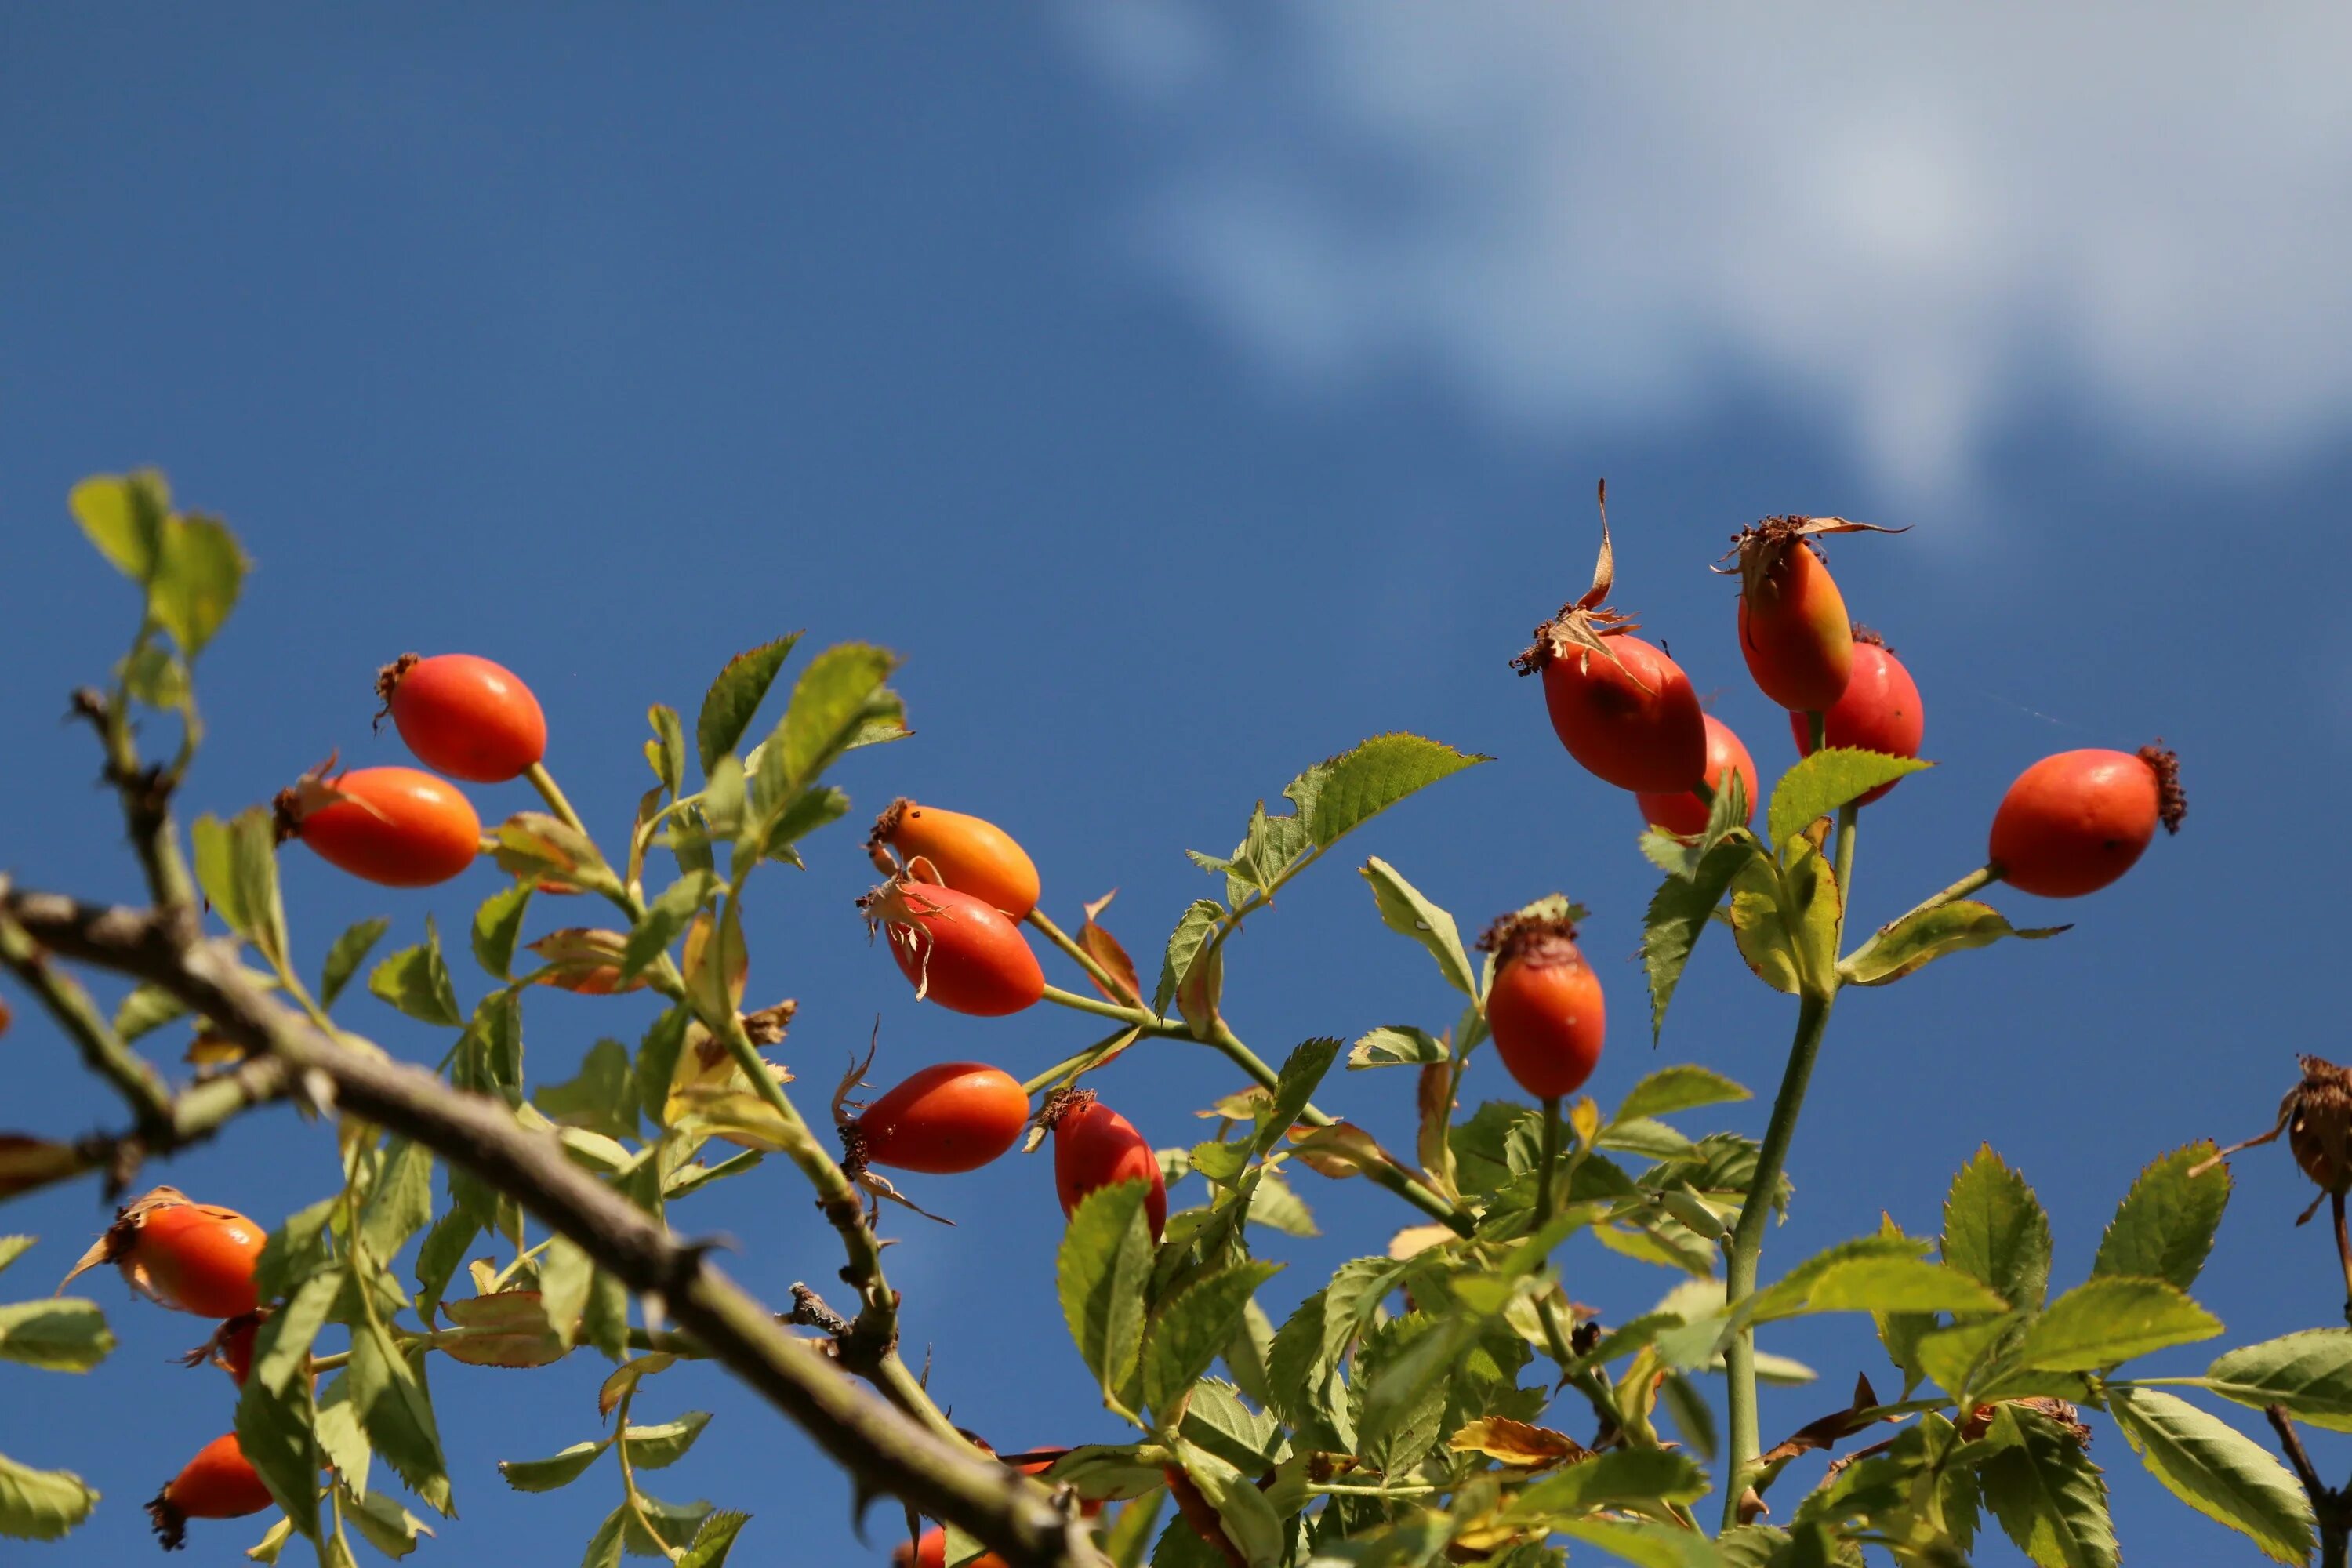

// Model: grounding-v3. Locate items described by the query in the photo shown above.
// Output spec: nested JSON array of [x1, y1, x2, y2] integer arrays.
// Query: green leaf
[[622, 1410, 712, 1470], [2204, 1330, 2352, 1430], [1353, 1316, 1465, 1475], [1360, 857, 1479, 997], [70, 470, 169, 581], [322, 916, 392, 1010], [315, 1374, 372, 1497], [113, 982, 187, 1042], [1250, 1038, 1340, 1160], [236, 1369, 321, 1539], [758, 641, 897, 800], [1557, 1516, 1726, 1567], [1980, 1403, 2118, 1568], [1915, 1313, 2024, 1398], [1514, 1446, 1711, 1515], [340, 1484, 435, 1560], [369, 917, 463, 1028], [1154, 901, 1224, 1020], [350, 1312, 453, 1515], [0, 1299, 112, 1373], [1745, 1253, 2008, 1325], [1144, 1262, 1282, 1420], [2014, 1277, 2220, 1372], [149, 514, 247, 654], [0, 1238, 30, 1277], [1766, 747, 1933, 848], [695, 634, 803, 775], [1841, 900, 2068, 987], [412, 1208, 478, 1324], [1172, 1441, 1283, 1568], [623, 871, 720, 982], [758, 785, 851, 865], [679, 1510, 750, 1568], [221, 806, 289, 964], [539, 1238, 595, 1353], [2108, 1387, 2312, 1563], [682, 898, 746, 1023], [538, 1040, 640, 1142], [1347, 1025, 1448, 1069], [581, 1268, 630, 1364], [1104, 1492, 1163, 1568], [1283, 733, 1487, 849], [191, 813, 249, 938], [0, 1450, 98, 1541], [1943, 1145, 2053, 1313], [254, 1268, 343, 1395], [1059, 1181, 1156, 1410], [1726, 835, 1839, 998], [359, 1139, 434, 1263], [635, 1005, 693, 1130], [1246, 1169, 1316, 1237], [1642, 839, 1758, 1036], [621, 1494, 716, 1557], [583, 1506, 626, 1568], [1615, 1065, 1752, 1125], [2091, 1143, 2231, 1293], [469, 884, 532, 983], [646, 705, 688, 797]]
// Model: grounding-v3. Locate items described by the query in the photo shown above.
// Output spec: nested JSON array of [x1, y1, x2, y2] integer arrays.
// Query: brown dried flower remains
[[372, 652, 421, 729], [1475, 910, 1584, 971], [2139, 743, 2187, 836], [1511, 480, 1646, 689]]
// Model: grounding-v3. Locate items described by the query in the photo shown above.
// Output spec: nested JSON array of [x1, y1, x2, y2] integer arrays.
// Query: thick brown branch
[[2, 884, 1101, 1568]]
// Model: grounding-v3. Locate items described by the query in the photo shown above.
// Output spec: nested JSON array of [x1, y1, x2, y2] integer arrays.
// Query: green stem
[[1531, 1097, 1577, 1369], [1721, 989, 1835, 1526], [1037, 982, 1145, 1026], [1807, 710, 1827, 753], [524, 760, 590, 838], [1021, 1028, 1140, 1098], [1838, 862, 2000, 975], [1026, 909, 1140, 1007]]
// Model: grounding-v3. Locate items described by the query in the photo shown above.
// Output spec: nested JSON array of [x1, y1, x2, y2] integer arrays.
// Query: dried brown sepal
[[1036, 1086, 1094, 1134], [1850, 625, 1889, 649], [1448, 1416, 1592, 1470], [57, 1185, 194, 1299], [1713, 513, 1908, 597], [857, 869, 953, 1001], [741, 998, 798, 1047], [1511, 480, 1646, 686], [372, 652, 422, 731], [272, 750, 388, 844], [179, 1308, 265, 1374], [2140, 742, 2187, 835], [866, 797, 913, 852], [1958, 1396, 2089, 1446], [1475, 909, 1584, 970], [1077, 891, 1144, 1007], [147, 1487, 189, 1552], [855, 1167, 953, 1226], [2194, 1055, 2352, 1193], [1751, 1374, 1888, 1506]]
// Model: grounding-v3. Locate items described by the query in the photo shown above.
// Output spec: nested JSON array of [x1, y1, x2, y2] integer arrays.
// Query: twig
[[0, 883, 1103, 1568]]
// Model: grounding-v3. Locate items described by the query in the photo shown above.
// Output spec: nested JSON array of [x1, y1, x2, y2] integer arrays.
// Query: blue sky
[[5, 8, 2350, 1565]]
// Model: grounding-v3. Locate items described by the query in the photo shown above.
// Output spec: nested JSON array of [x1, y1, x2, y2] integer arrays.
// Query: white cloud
[[1060, 5, 2352, 503]]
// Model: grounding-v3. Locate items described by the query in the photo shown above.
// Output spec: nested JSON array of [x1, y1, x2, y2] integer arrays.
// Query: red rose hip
[[277, 763, 480, 887], [1050, 1091, 1166, 1240], [855, 1062, 1029, 1175], [1789, 629, 1925, 805], [1479, 910, 1605, 1101], [1636, 714, 1757, 837], [1990, 744, 2184, 898], [377, 652, 547, 782]]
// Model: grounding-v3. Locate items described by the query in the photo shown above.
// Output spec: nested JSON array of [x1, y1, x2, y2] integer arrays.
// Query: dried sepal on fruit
[[830, 1041, 956, 1225], [867, 798, 1040, 920], [179, 1310, 263, 1385], [59, 1185, 264, 1319], [147, 1432, 275, 1549], [1042, 1087, 1167, 1240], [858, 863, 1044, 1017], [274, 753, 481, 888], [1718, 514, 1904, 714], [1477, 907, 1606, 1101], [376, 651, 548, 783], [1512, 481, 1709, 793]]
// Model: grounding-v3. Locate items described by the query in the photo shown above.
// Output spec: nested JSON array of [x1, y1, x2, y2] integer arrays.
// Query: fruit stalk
[[1025, 909, 1141, 1006]]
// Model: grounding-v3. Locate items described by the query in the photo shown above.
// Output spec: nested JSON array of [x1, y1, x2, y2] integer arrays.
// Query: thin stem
[[1025, 909, 1139, 1007], [1837, 862, 2000, 975], [0, 907, 174, 1128], [1021, 1028, 1139, 1098], [524, 760, 590, 838], [1807, 710, 1827, 753], [1721, 989, 1835, 1527], [2335, 1192, 2352, 1330], [2267, 1404, 2350, 1568], [1038, 982, 1147, 1026], [1305, 1482, 1439, 1499], [614, 1385, 687, 1563], [1531, 1097, 1577, 1369], [1831, 803, 1859, 918]]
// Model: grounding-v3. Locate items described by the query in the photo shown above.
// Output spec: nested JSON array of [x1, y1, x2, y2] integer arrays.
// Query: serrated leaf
[[412, 1208, 478, 1324], [2091, 1143, 2230, 1293], [1642, 839, 1758, 1036], [1253, 1038, 1341, 1159], [1944, 1145, 2052, 1313], [0, 1299, 111, 1373], [254, 1268, 343, 1395], [1557, 1516, 1725, 1566], [1727, 834, 1839, 998], [1060, 1180, 1156, 1409], [1766, 747, 1933, 848], [1980, 1403, 2118, 1568], [1348, 1025, 1448, 1070], [1842, 899, 2067, 986], [2109, 1387, 2311, 1563], [149, 514, 247, 654], [341, 1484, 435, 1559], [322, 917, 391, 1010], [350, 1310, 452, 1515], [1360, 857, 1477, 996], [1615, 1065, 1751, 1125], [622, 1494, 715, 1557], [359, 1138, 434, 1263], [758, 784, 850, 865], [2016, 1278, 2221, 1372], [1746, 1254, 2007, 1325], [468, 885, 531, 983], [236, 1369, 321, 1538], [622, 1410, 712, 1470], [539, 1240, 595, 1354], [583, 1505, 626, 1568], [758, 641, 896, 804], [524, 927, 645, 996], [696, 635, 802, 775], [677, 1509, 750, 1567], [502, 1438, 609, 1496], [0, 1450, 98, 1541], [623, 871, 720, 981], [2203, 1330, 2352, 1430], [1173, 1441, 1283, 1568], [369, 919, 463, 1028], [1512, 1446, 1711, 1515], [1154, 900, 1224, 1020], [0, 1238, 31, 1277], [491, 812, 611, 891], [71, 470, 168, 581], [1283, 733, 1487, 849], [1144, 1262, 1282, 1419]]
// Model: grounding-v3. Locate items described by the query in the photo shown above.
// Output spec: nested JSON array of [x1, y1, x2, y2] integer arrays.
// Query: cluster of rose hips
[[57, 1188, 273, 1549], [1486, 503, 2186, 1108]]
